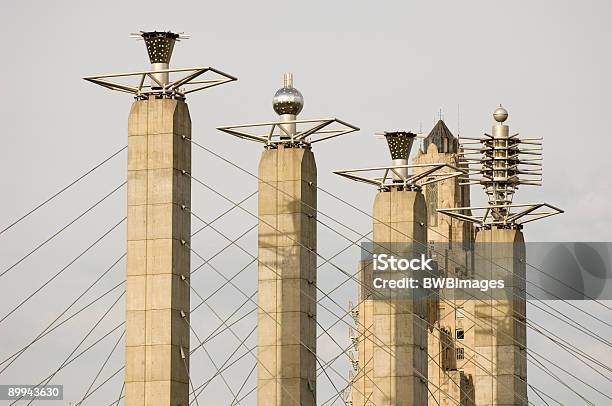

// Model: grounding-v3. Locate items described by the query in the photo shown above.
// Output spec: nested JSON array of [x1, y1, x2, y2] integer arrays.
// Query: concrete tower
[[84, 31, 236, 406], [438, 106, 562, 406], [217, 76, 358, 406], [412, 120, 475, 406], [258, 74, 317, 405], [335, 132, 463, 406]]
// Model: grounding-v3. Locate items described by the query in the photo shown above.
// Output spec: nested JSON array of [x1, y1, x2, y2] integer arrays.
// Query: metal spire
[[437, 105, 562, 228], [461, 105, 543, 218], [218, 73, 358, 147]]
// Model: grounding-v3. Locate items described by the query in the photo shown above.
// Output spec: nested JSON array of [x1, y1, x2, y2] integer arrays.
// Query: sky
[[0, 1, 611, 405]]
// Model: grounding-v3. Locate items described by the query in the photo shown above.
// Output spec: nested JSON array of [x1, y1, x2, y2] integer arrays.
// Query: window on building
[[456, 347, 465, 360], [456, 329, 464, 340], [428, 240, 436, 259], [456, 306, 465, 319], [426, 183, 438, 227]]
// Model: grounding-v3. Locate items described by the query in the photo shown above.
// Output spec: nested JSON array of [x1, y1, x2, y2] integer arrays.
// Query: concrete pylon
[[369, 189, 429, 406], [125, 98, 192, 406], [433, 106, 562, 406], [335, 131, 463, 406], [216, 73, 358, 406], [473, 228, 527, 406], [83, 30, 237, 406], [257, 146, 317, 405]]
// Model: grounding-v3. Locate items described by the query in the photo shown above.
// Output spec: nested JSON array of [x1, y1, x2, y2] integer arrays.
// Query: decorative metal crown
[[140, 31, 181, 64], [459, 106, 543, 208], [437, 106, 562, 228], [84, 30, 236, 99], [384, 131, 417, 160], [218, 73, 358, 147], [334, 130, 463, 192]]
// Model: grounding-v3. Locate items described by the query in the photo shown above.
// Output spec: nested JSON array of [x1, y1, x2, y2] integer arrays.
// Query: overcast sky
[[1, 1, 611, 405]]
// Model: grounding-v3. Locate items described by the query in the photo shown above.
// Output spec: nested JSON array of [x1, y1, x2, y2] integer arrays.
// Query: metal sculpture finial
[[334, 130, 463, 192], [383, 131, 417, 180], [131, 31, 189, 88], [85, 30, 236, 99], [384, 131, 416, 160], [471, 106, 542, 208], [437, 105, 562, 228], [272, 73, 305, 138], [218, 73, 357, 147], [140, 31, 180, 64], [493, 105, 508, 123], [273, 72, 304, 117]]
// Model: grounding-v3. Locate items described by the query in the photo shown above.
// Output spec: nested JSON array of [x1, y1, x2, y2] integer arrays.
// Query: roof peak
[[428, 119, 451, 135], [422, 119, 458, 154]]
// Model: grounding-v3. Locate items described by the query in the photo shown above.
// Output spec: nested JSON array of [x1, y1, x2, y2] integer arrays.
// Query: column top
[[83, 30, 236, 100]]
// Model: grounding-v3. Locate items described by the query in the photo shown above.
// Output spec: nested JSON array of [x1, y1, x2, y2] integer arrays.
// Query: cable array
[[0, 133, 609, 406], [185, 137, 611, 405]]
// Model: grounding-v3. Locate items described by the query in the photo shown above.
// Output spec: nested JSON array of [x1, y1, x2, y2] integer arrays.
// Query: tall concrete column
[[125, 98, 191, 406], [84, 29, 236, 406], [353, 189, 428, 406], [473, 228, 527, 406], [216, 72, 357, 406], [372, 189, 428, 406], [257, 146, 317, 406], [432, 106, 562, 406]]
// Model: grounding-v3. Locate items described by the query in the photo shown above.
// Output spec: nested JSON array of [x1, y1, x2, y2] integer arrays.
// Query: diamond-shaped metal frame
[[333, 163, 465, 191], [437, 203, 563, 229], [83, 66, 237, 99], [217, 118, 359, 147]]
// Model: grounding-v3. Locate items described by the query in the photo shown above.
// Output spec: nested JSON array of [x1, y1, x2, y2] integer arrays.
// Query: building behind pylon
[[422, 107, 562, 405], [335, 128, 465, 406], [413, 119, 475, 406]]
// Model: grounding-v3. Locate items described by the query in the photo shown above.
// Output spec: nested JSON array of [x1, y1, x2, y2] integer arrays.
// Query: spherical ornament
[[493, 105, 508, 123], [273, 86, 304, 116]]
